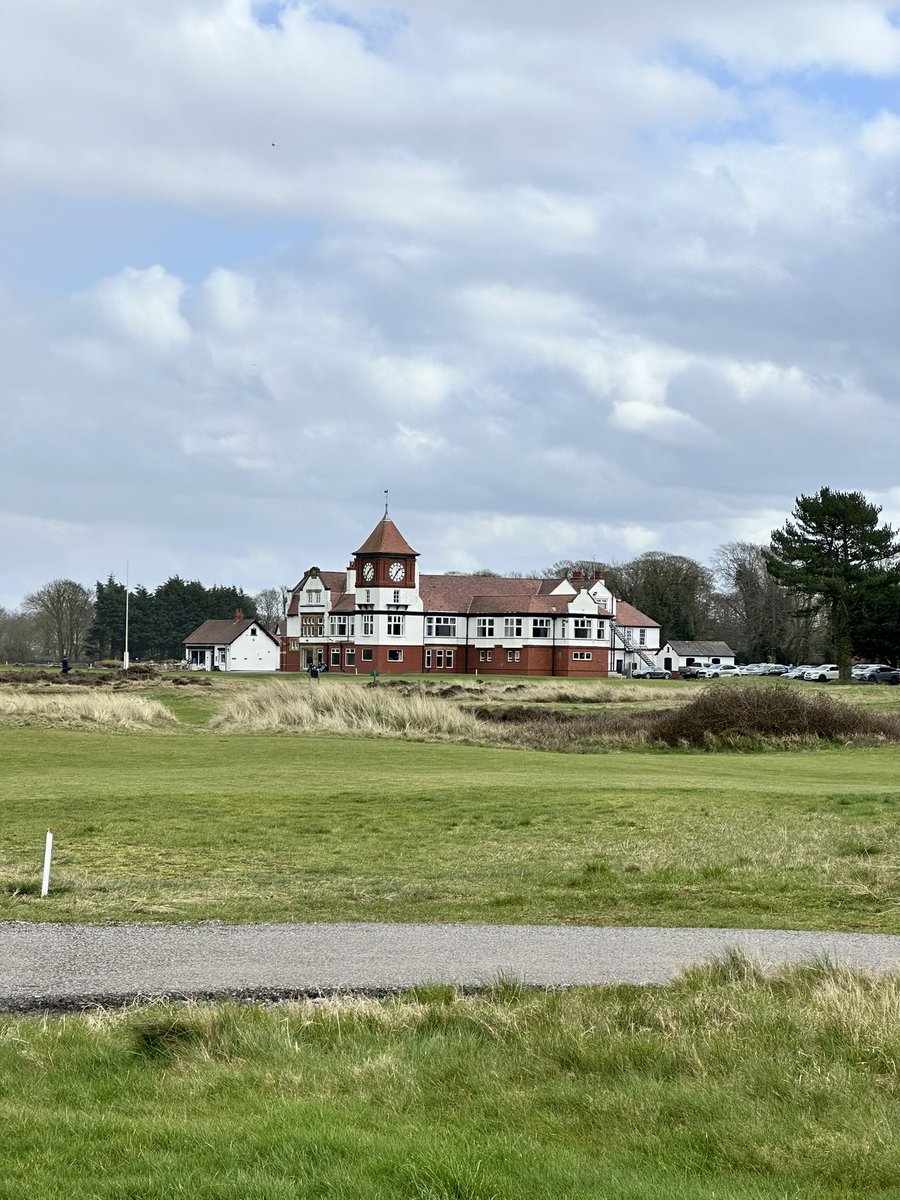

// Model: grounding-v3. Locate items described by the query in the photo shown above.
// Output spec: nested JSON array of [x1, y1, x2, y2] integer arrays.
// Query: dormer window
[[305, 589, 322, 605]]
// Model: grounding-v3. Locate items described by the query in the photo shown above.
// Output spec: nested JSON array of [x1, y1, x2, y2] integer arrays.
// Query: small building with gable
[[184, 613, 280, 672]]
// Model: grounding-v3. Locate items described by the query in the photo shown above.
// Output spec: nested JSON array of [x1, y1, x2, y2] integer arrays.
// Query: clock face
[[389, 561, 405, 582], [362, 562, 375, 581]]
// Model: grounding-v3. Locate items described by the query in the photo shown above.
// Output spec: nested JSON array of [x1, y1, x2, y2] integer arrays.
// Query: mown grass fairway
[[3, 960, 900, 1199], [2, 722, 899, 930]]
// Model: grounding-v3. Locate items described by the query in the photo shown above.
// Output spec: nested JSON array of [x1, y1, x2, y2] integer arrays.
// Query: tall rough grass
[[211, 679, 493, 742], [5, 958, 900, 1198], [0, 690, 177, 729]]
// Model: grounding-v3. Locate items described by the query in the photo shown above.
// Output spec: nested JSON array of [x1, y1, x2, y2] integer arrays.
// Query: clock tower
[[353, 514, 419, 591]]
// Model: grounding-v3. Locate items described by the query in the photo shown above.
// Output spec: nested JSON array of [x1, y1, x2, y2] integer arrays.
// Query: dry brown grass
[[0, 690, 178, 729], [210, 678, 493, 742]]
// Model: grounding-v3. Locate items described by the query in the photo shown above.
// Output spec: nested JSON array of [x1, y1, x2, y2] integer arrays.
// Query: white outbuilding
[[183, 614, 280, 672]]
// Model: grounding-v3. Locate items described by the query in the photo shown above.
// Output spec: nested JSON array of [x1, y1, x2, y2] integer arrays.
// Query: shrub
[[649, 685, 900, 749]]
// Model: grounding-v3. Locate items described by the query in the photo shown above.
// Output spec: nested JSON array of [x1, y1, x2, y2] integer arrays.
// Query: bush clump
[[650, 685, 900, 749]]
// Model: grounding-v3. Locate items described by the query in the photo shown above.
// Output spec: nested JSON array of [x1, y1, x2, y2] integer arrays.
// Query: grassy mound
[[211, 679, 491, 742], [0, 691, 178, 729]]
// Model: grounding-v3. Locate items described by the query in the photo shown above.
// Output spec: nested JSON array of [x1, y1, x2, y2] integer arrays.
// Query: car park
[[698, 663, 743, 678], [803, 664, 839, 682], [632, 667, 671, 679]]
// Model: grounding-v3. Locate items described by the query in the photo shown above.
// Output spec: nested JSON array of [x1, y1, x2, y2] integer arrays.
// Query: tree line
[[2, 488, 898, 671], [1, 576, 260, 663]]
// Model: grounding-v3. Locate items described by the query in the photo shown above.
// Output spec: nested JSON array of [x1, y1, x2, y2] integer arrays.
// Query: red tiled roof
[[355, 517, 417, 556], [615, 601, 659, 628]]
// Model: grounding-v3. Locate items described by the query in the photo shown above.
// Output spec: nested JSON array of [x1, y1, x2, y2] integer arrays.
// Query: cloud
[[4, 1, 900, 607]]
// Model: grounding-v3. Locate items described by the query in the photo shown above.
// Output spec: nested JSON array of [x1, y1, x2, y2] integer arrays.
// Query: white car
[[698, 663, 743, 679], [803, 664, 839, 682]]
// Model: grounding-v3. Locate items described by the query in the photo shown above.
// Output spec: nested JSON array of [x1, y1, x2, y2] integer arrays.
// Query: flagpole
[[123, 558, 130, 670]]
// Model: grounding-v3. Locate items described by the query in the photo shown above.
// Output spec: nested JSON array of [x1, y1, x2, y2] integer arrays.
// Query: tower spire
[[384, 489, 389, 518]]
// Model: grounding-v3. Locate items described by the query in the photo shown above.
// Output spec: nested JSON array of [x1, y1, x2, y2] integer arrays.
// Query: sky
[[4, 0, 900, 607]]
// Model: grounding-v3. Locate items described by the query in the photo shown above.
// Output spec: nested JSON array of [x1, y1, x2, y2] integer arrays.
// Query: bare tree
[[254, 586, 289, 633], [713, 541, 825, 663], [23, 580, 95, 661], [0, 607, 40, 662]]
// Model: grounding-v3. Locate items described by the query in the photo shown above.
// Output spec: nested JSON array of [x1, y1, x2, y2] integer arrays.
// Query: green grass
[[4, 959, 900, 1198], [2, 724, 899, 929]]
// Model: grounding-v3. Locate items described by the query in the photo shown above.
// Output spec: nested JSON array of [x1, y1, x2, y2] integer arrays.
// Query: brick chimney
[[233, 608, 244, 622]]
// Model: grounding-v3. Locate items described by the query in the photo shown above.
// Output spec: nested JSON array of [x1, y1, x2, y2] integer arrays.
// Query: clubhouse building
[[281, 513, 660, 678]]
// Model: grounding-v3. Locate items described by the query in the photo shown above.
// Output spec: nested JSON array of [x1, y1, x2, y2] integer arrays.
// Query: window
[[436, 650, 444, 668], [388, 649, 403, 663], [365, 590, 371, 603], [305, 589, 322, 605], [425, 617, 457, 637], [301, 616, 324, 637], [218, 648, 226, 665], [478, 650, 492, 662], [504, 617, 522, 638], [573, 651, 592, 661], [559, 620, 568, 637], [250, 627, 257, 637], [638, 628, 646, 646], [446, 650, 454, 669], [345, 649, 355, 665], [329, 615, 354, 637], [362, 648, 373, 662], [597, 621, 606, 639], [506, 649, 521, 663], [573, 618, 591, 639], [362, 613, 374, 636], [425, 649, 432, 669], [387, 614, 405, 636], [330, 648, 340, 666], [476, 618, 495, 638], [393, 590, 401, 604], [288, 638, 299, 651], [532, 618, 550, 638]]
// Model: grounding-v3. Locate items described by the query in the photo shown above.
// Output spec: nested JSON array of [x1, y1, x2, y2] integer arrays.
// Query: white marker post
[[40, 829, 53, 897]]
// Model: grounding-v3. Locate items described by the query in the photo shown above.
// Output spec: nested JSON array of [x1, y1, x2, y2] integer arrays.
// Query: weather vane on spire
[[384, 489, 389, 518]]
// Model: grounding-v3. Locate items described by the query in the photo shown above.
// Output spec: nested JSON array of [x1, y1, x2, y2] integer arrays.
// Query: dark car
[[679, 662, 708, 679], [632, 667, 671, 679], [860, 665, 900, 684]]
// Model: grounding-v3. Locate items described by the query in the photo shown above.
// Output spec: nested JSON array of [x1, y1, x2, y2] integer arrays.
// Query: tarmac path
[[3, 921, 900, 1012]]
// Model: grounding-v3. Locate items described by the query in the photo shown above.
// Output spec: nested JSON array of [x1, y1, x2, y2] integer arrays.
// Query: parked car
[[698, 663, 743, 678], [741, 663, 769, 675], [679, 662, 709, 678], [784, 665, 815, 678], [759, 664, 789, 675], [803, 664, 839, 682], [852, 663, 888, 680], [858, 665, 900, 684], [632, 667, 671, 679]]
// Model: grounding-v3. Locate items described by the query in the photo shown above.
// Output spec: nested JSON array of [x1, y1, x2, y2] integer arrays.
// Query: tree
[[254, 587, 288, 633], [0, 607, 40, 662], [713, 541, 823, 664], [611, 552, 715, 643], [23, 580, 95, 661], [766, 488, 900, 679]]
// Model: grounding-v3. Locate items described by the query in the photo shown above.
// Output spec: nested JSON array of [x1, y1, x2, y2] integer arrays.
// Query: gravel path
[[4, 922, 900, 1012]]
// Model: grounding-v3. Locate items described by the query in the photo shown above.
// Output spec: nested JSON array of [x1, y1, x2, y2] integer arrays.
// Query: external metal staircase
[[613, 627, 657, 670]]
